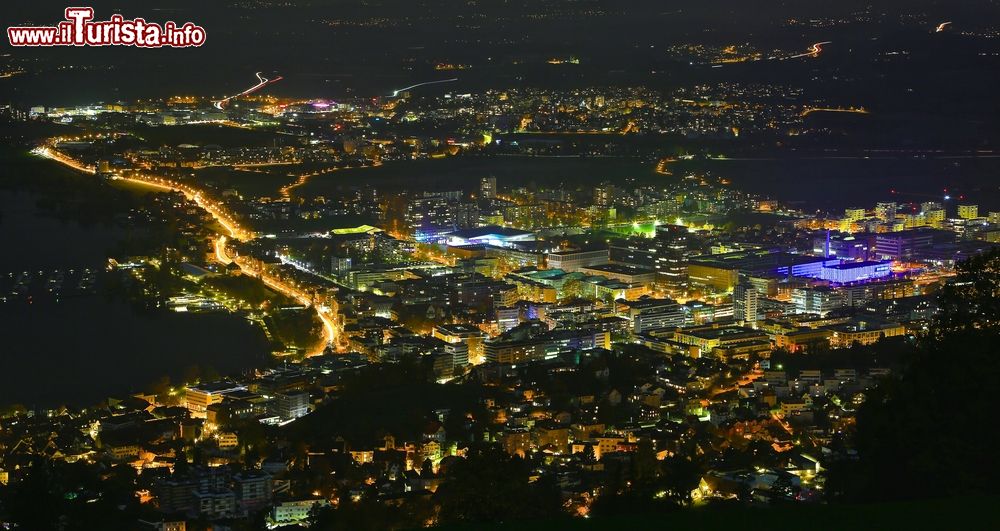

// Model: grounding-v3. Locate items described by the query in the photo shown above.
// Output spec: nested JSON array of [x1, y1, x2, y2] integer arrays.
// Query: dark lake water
[[303, 154, 1000, 213], [670, 156, 1000, 212], [0, 192, 270, 407]]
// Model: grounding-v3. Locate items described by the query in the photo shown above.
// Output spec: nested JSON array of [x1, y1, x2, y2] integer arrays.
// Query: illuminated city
[[1, 1, 999, 529]]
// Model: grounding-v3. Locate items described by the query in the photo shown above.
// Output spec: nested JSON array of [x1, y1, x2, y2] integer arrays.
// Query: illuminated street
[[37, 145, 337, 355]]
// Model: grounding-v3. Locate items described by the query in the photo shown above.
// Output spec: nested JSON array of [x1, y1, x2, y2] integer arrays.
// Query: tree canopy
[[827, 248, 1000, 502]]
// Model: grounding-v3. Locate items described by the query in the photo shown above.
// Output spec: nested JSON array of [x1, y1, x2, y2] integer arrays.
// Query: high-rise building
[[432, 324, 484, 363], [621, 298, 685, 333], [874, 229, 937, 260], [273, 391, 310, 421], [924, 209, 946, 228], [496, 307, 520, 332], [844, 207, 867, 222], [406, 193, 459, 241], [734, 280, 759, 324], [546, 249, 609, 272], [331, 256, 352, 275], [185, 381, 247, 418], [480, 176, 497, 199], [920, 201, 943, 213], [594, 184, 615, 207], [812, 232, 869, 260], [901, 213, 925, 229], [958, 204, 979, 220], [444, 341, 470, 369], [609, 225, 690, 290], [233, 470, 273, 514], [453, 202, 481, 228], [875, 202, 897, 221], [792, 286, 844, 316]]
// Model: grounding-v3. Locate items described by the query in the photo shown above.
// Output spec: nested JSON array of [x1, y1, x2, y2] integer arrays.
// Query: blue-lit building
[[817, 261, 893, 284], [444, 226, 535, 248], [772, 257, 842, 279], [688, 249, 893, 290], [812, 231, 870, 260], [688, 250, 834, 290]]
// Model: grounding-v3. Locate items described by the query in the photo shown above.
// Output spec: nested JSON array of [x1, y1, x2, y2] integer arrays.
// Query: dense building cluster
[[3, 137, 997, 528]]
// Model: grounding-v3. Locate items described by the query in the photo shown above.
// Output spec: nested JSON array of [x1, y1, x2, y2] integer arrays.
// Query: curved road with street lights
[[34, 144, 337, 356]]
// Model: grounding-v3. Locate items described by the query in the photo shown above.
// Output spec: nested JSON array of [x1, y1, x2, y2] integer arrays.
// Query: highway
[[390, 78, 458, 97], [789, 41, 831, 59], [712, 41, 831, 67], [227, 254, 339, 356], [214, 235, 232, 265], [35, 145, 337, 356], [213, 72, 284, 110], [800, 106, 869, 117], [32, 146, 96, 174], [36, 144, 252, 241]]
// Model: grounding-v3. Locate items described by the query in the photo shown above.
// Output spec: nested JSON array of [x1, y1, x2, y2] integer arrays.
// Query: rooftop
[[580, 263, 656, 275], [447, 225, 534, 240], [688, 250, 826, 270], [548, 248, 609, 256], [187, 381, 247, 394]]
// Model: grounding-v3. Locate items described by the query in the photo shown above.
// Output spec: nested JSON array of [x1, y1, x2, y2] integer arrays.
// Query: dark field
[[195, 165, 297, 198]]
